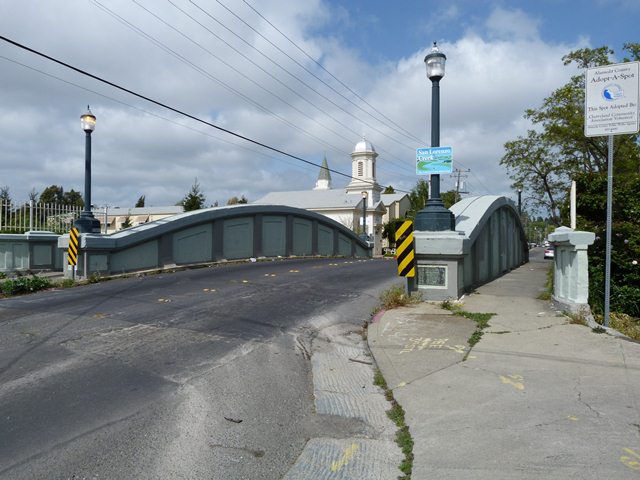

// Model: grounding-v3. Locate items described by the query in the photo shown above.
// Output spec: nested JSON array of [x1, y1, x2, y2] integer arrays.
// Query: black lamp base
[[414, 200, 455, 231], [74, 215, 101, 234]]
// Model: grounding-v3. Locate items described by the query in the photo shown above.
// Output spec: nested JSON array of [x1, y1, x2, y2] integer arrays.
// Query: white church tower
[[345, 137, 382, 203]]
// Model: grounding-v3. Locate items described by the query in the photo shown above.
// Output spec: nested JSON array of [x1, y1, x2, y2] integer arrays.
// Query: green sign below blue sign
[[416, 147, 453, 175]]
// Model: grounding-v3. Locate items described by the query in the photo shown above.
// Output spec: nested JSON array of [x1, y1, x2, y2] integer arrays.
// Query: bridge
[[0, 197, 594, 311]]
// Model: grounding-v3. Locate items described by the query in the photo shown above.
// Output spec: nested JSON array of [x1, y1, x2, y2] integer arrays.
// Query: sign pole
[[604, 135, 614, 327], [584, 61, 639, 328]]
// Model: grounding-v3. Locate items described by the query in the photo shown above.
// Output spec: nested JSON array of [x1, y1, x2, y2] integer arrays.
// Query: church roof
[[353, 137, 375, 153], [381, 193, 408, 204], [317, 156, 331, 182], [255, 189, 385, 211]]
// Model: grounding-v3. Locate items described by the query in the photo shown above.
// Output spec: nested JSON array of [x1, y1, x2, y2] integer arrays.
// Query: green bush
[[576, 172, 640, 319], [1, 276, 52, 296]]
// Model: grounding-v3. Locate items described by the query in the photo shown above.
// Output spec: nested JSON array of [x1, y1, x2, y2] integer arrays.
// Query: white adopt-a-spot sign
[[585, 61, 639, 137]]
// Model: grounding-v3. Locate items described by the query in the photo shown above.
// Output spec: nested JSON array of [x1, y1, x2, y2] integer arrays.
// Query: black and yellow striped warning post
[[395, 220, 415, 277], [68, 227, 79, 267]]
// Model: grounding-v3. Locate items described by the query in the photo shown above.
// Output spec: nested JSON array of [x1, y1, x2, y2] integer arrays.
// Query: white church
[[255, 138, 410, 255]]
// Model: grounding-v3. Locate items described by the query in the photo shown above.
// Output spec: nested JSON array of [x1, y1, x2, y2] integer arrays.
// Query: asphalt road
[[0, 257, 400, 480]]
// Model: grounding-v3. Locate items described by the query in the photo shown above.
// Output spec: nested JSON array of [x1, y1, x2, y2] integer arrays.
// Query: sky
[[0, 0, 637, 209]]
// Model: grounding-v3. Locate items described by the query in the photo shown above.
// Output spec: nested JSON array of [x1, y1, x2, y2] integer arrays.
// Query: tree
[[383, 185, 395, 194], [181, 178, 206, 211], [121, 215, 133, 229], [226, 195, 248, 205], [381, 217, 406, 246], [407, 179, 429, 218], [575, 171, 640, 317], [39, 185, 64, 204], [500, 44, 640, 226], [38, 185, 83, 207], [135, 195, 146, 208], [0, 186, 10, 204], [441, 190, 458, 209], [28, 188, 39, 202], [62, 189, 84, 208]]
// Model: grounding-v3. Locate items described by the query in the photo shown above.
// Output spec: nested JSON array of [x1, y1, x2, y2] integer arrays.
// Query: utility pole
[[451, 168, 470, 203]]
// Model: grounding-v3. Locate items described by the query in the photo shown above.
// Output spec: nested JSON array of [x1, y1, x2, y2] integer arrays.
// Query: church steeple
[[346, 137, 382, 201], [314, 155, 332, 190]]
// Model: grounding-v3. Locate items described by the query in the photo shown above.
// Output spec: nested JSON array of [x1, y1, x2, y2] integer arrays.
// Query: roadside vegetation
[[373, 369, 413, 479], [376, 284, 421, 313], [0, 273, 79, 297], [369, 284, 418, 479], [441, 300, 495, 351]]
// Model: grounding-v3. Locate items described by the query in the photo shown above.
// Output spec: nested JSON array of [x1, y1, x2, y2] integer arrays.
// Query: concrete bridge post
[[548, 226, 596, 314]]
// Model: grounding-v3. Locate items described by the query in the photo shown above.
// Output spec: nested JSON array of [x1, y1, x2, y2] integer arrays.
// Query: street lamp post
[[74, 106, 101, 233], [414, 42, 455, 231], [517, 188, 522, 217], [361, 191, 368, 242]]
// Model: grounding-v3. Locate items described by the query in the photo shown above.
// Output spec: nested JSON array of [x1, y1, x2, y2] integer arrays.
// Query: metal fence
[[0, 200, 82, 234]]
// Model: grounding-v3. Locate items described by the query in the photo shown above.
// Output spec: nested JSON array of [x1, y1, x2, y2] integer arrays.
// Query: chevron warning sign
[[68, 227, 79, 266], [395, 220, 415, 277]]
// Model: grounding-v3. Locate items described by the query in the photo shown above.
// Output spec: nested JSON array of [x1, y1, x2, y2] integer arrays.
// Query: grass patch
[[373, 368, 414, 479], [59, 278, 76, 289], [441, 301, 495, 349], [0, 275, 52, 296], [594, 312, 640, 340], [537, 264, 554, 301], [376, 284, 422, 313]]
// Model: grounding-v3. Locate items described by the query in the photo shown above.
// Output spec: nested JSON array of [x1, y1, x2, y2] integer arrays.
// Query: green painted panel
[[32, 244, 52, 267], [224, 218, 253, 259], [292, 218, 312, 256], [317, 225, 333, 256], [173, 224, 213, 264], [338, 233, 351, 256], [262, 216, 286, 257], [89, 254, 108, 272], [111, 241, 159, 273]]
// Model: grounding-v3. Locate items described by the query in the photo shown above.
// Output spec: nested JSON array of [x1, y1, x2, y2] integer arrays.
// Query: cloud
[[0, 1, 583, 212], [485, 7, 541, 41]]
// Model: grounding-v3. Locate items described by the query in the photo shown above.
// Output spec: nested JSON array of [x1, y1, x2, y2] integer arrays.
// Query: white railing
[[0, 200, 82, 234]]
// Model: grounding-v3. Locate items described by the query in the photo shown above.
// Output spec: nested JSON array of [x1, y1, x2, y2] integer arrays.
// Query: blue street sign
[[416, 147, 453, 175]]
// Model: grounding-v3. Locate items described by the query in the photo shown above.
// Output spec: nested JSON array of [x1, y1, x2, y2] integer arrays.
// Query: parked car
[[544, 247, 554, 259]]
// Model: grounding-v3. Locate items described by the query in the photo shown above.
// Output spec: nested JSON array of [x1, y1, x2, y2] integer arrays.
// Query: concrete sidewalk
[[368, 257, 640, 479]]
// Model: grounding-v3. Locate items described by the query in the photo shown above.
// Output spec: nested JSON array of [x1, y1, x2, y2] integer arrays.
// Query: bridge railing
[[0, 200, 81, 234]]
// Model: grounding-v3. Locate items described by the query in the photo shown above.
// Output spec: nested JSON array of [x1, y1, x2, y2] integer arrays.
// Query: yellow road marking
[[330, 443, 359, 472], [499, 374, 524, 391], [621, 448, 640, 470], [567, 415, 578, 421]]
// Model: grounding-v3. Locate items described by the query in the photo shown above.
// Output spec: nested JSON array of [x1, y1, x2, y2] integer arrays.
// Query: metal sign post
[[68, 227, 79, 281], [585, 61, 639, 327], [395, 220, 416, 294]]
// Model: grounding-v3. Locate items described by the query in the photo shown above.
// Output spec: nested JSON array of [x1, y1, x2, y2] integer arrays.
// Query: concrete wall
[[0, 232, 62, 272], [57, 205, 371, 278], [414, 196, 529, 300]]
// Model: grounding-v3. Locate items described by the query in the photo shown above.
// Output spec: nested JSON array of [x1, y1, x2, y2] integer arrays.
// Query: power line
[[218, 0, 426, 145], [185, 0, 420, 155], [89, 0, 356, 161], [0, 54, 315, 175], [161, 0, 414, 175], [129, 0, 358, 148], [0, 34, 409, 193]]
